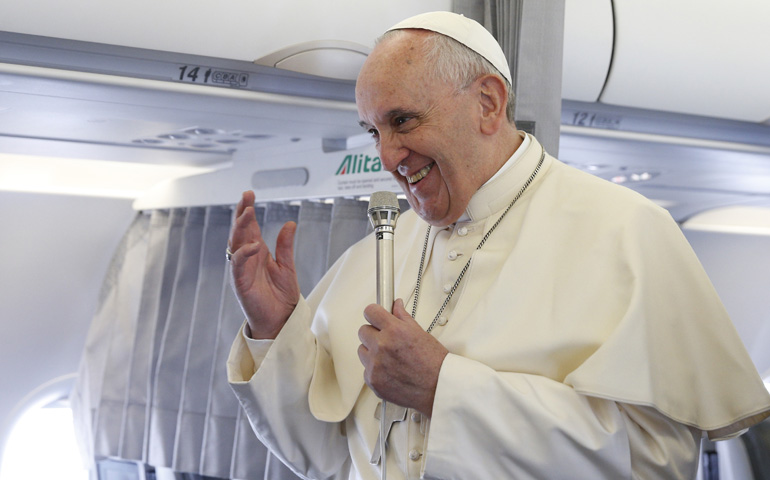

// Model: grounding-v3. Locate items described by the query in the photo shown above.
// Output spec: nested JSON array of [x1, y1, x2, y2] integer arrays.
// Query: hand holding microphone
[[357, 192, 449, 416], [359, 192, 448, 477]]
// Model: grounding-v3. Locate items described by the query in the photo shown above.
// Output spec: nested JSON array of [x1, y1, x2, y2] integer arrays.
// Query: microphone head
[[367, 191, 401, 231]]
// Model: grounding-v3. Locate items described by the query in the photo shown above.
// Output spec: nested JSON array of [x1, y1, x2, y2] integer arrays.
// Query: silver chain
[[412, 148, 545, 333]]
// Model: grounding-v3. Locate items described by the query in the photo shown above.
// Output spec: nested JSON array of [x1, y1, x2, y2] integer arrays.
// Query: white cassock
[[227, 134, 770, 479]]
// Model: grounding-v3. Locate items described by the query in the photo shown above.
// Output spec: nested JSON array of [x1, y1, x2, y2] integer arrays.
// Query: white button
[[411, 411, 422, 423], [443, 283, 452, 293], [447, 250, 458, 261], [409, 449, 422, 461], [437, 316, 448, 326], [457, 226, 468, 236]]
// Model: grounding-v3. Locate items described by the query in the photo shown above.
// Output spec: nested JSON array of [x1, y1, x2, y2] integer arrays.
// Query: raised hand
[[228, 191, 300, 339], [357, 299, 449, 417]]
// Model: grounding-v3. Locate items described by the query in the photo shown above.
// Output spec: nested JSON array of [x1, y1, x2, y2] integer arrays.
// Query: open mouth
[[406, 163, 434, 184]]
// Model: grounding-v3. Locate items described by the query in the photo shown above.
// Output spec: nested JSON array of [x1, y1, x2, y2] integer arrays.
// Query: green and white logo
[[335, 154, 382, 175]]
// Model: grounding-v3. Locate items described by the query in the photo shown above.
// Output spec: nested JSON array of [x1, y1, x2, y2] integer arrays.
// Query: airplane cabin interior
[[1, 1, 769, 479]]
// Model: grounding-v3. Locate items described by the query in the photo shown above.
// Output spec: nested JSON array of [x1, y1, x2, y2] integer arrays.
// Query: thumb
[[391, 298, 414, 322]]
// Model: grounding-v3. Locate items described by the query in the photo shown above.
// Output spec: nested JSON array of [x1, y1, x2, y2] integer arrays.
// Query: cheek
[[411, 186, 453, 223]]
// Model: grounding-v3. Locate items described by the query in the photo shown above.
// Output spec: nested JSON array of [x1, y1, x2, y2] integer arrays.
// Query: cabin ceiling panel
[[600, 0, 770, 122], [0, 0, 451, 63], [0, 63, 363, 166]]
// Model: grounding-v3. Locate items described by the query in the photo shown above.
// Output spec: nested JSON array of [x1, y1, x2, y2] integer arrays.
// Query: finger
[[231, 191, 254, 244], [230, 204, 264, 252], [230, 241, 261, 266], [358, 323, 379, 345], [391, 298, 414, 322], [274, 221, 297, 270], [357, 343, 373, 371], [235, 190, 255, 218], [229, 241, 265, 287], [363, 303, 392, 330]]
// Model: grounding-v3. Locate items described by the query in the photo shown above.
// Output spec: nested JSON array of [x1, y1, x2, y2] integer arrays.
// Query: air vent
[[131, 127, 275, 152]]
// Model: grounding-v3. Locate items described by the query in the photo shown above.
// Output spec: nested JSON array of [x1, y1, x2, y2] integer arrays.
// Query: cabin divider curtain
[[70, 212, 150, 470], [71, 197, 395, 479]]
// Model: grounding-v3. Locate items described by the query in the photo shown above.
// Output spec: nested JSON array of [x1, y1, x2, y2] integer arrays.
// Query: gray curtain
[[72, 198, 382, 479], [173, 206, 232, 475], [326, 198, 372, 270], [71, 213, 150, 467], [149, 207, 207, 468], [295, 201, 332, 297], [120, 208, 187, 462]]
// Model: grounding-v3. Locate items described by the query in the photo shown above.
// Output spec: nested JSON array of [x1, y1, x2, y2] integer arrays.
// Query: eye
[[367, 128, 380, 140], [393, 116, 411, 127]]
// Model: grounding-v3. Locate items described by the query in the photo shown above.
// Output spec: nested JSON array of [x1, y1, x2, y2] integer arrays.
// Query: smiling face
[[355, 31, 498, 226]]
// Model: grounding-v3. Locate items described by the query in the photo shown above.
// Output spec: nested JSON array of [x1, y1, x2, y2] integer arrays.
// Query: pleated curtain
[[71, 198, 392, 479], [70, 213, 150, 469]]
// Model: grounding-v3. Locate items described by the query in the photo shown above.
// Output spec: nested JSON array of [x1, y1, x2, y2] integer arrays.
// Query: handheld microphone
[[366, 191, 401, 479], [367, 191, 401, 312]]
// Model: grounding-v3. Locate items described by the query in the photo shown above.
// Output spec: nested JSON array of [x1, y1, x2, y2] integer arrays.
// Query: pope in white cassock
[[225, 11, 770, 480]]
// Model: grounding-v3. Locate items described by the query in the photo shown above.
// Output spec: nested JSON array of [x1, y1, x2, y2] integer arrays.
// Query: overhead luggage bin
[[599, 0, 770, 123]]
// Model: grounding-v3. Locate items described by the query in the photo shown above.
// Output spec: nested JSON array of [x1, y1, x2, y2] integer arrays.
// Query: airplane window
[[0, 402, 88, 480]]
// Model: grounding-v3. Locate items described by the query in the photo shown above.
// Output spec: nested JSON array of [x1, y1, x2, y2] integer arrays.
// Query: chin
[[419, 209, 458, 227], [408, 192, 460, 226]]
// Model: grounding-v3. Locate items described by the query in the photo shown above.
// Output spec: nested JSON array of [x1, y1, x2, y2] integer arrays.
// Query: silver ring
[[226, 247, 233, 261]]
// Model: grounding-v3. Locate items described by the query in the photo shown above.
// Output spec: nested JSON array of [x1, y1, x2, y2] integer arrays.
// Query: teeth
[[407, 163, 433, 184]]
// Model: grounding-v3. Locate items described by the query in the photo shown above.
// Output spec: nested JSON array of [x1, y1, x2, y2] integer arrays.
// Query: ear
[[476, 74, 508, 135]]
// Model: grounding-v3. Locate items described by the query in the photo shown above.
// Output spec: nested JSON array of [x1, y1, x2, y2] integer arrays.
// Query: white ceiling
[[0, 0, 452, 65]]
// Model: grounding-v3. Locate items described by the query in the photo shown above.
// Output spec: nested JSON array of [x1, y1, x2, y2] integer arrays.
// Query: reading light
[[0, 153, 213, 199], [683, 206, 770, 236]]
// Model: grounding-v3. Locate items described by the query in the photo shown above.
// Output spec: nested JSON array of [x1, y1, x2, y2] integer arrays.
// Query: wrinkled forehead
[[356, 30, 432, 95], [360, 31, 430, 75]]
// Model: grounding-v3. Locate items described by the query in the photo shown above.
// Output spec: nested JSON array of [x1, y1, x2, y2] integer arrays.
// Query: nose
[[377, 134, 409, 173]]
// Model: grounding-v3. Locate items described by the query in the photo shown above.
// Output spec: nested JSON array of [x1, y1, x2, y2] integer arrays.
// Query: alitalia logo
[[336, 154, 382, 175]]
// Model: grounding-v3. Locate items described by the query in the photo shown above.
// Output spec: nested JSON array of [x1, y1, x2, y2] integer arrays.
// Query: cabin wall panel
[[683, 229, 770, 378], [0, 191, 134, 462]]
